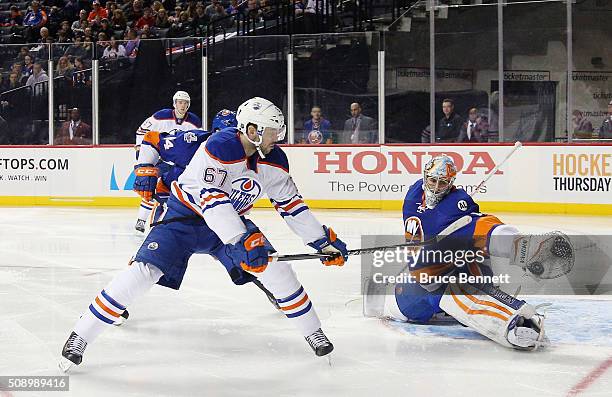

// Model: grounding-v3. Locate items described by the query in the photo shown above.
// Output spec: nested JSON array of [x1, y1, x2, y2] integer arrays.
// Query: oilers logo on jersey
[[230, 177, 262, 214]]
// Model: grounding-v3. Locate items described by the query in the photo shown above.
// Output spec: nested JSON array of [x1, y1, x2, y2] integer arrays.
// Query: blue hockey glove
[[308, 226, 348, 266], [133, 163, 159, 201], [226, 223, 276, 273]]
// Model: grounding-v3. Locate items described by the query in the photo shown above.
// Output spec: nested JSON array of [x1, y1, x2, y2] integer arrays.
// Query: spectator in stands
[[343, 102, 377, 144], [56, 56, 74, 80], [124, 28, 140, 60], [102, 36, 127, 58], [64, 36, 89, 60], [25, 63, 49, 95], [244, 0, 259, 20], [106, 1, 118, 17], [599, 100, 612, 139], [436, 98, 462, 142], [22, 55, 34, 78], [294, 0, 306, 15], [39, 27, 50, 43], [140, 24, 153, 38], [97, 32, 109, 46], [63, 0, 79, 22], [156, 9, 171, 28], [209, 3, 230, 26], [16, 47, 31, 63], [226, 0, 240, 15], [169, 11, 192, 37], [83, 27, 95, 43], [152, 1, 164, 15], [172, 5, 184, 21], [111, 9, 128, 31], [260, 0, 277, 21], [135, 7, 156, 30], [88, 1, 109, 22], [59, 21, 74, 40], [571, 110, 594, 138], [302, 105, 332, 144], [11, 63, 25, 84], [72, 10, 88, 35], [192, 3, 209, 31], [126, 0, 145, 22], [23, 2, 48, 29], [72, 57, 91, 87], [55, 108, 92, 145], [3, 6, 23, 27], [47, 6, 64, 33], [457, 107, 487, 143], [205, 0, 220, 18], [98, 18, 114, 39], [6, 72, 23, 90]]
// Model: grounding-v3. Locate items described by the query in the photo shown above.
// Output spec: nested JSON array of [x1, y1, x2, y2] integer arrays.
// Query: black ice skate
[[59, 332, 87, 372], [305, 328, 334, 357], [135, 219, 146, 233]]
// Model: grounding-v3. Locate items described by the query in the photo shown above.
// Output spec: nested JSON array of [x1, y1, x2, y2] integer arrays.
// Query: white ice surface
[[0, 208, 611, 397]]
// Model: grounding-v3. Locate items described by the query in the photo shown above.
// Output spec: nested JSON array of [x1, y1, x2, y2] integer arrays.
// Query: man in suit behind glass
[[343, 102, 377, 144]]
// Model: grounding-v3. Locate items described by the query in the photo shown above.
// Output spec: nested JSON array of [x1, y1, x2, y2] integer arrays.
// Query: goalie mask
[[422, 154, 457, 209], [236, 97, 286, 158]]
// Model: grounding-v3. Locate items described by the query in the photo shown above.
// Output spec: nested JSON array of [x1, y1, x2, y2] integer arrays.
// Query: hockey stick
[[272, 215, 473, 262], [470, 141, 522, 198]]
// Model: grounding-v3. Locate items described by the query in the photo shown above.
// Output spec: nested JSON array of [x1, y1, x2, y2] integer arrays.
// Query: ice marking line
[[566, 356, 612, 396]]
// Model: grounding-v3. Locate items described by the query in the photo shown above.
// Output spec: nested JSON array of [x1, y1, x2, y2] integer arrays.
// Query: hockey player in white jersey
[[364, 155, 574, 351], [134, 90, 202, 233], [60, 97, 348, 371]]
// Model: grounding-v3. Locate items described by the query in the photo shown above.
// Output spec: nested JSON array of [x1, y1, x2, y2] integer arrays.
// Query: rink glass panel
[[52, 43, 93, 145], [571, 0, 612, 142], [0, 43, 49, 145], [433, 2, 498, 144], [383, 5, 430, 144], [207, 35, 288, 138], [292, 33, 380, 145], [501, 0, 568, 143], [98, 38, 201, 144]]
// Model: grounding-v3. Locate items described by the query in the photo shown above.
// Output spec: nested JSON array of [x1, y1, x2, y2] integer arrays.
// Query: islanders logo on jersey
[[230, 177, 262, 214], [307, 129, 323, 144], [404, 216, 424, 242]]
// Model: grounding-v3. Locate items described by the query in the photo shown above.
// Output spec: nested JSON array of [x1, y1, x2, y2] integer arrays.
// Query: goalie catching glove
[[308, 226, 348, 266], [510, 232, 574, 280], [133, 164, 159, 201], [226, 222, 276, 273]]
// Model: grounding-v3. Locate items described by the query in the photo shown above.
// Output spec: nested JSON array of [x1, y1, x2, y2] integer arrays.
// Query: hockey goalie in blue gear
[[363, 154, 574, 351]]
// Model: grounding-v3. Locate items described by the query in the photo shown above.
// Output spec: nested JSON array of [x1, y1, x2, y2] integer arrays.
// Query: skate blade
[[113, 317, 125, 326], [58, 358, 74, 373], [326, 354, 332, 367]]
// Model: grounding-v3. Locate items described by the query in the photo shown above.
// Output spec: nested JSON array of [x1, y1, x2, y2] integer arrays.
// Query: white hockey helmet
[[422, 154, 457, 208], [236, 97, 286, 157], [173, 90, 191, 110]]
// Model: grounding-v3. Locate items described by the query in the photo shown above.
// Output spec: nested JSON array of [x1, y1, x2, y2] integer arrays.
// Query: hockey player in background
[[60, 97, 348, 371], [364, 155, 574, 351], [134, 90, 202, 233], [133, 109, 238, 230]]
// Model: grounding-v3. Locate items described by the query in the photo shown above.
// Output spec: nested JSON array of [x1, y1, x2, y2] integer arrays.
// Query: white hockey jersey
[[135, 109, 202, 146], [170, 128, 325, 246]]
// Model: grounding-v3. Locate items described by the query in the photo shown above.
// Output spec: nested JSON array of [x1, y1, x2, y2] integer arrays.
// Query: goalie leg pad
[[439, 283, 547, 350]]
